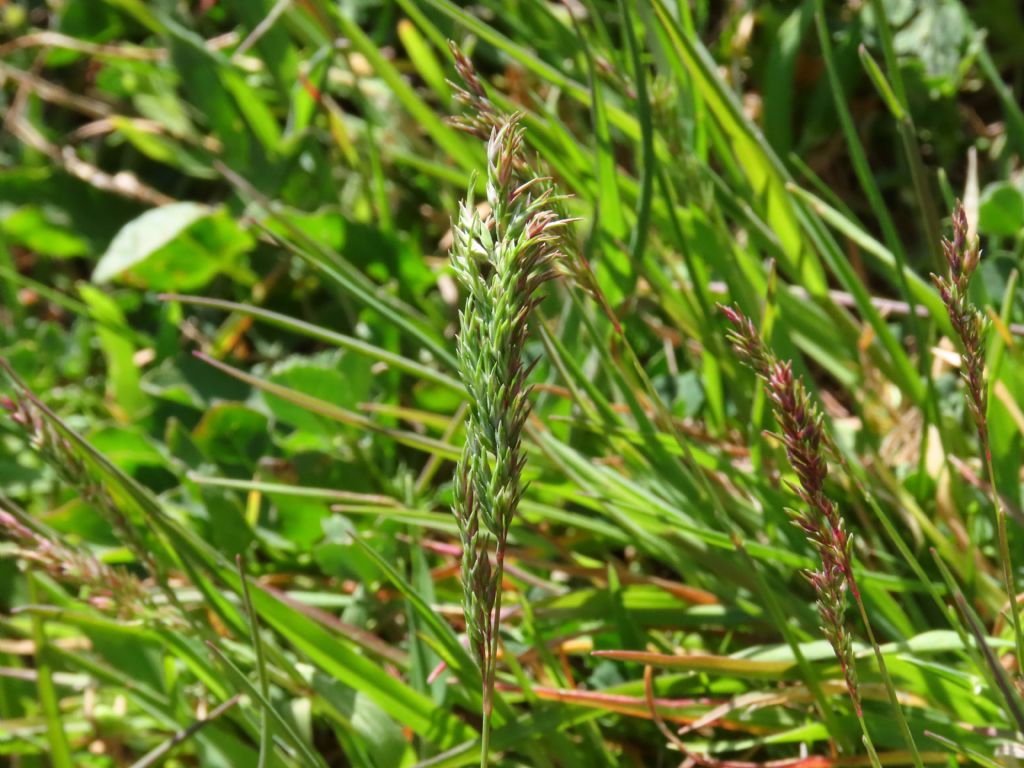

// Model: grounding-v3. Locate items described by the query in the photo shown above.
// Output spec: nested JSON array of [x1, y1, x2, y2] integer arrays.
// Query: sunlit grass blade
[[206, 640, 329, 768], [160, 293, 463, 391], [193, 352, 461, 460], [236, 556, 271, 768], [862, 0, 942, 274], [26, 575, 74, 768], [127, 695, 242, 768]]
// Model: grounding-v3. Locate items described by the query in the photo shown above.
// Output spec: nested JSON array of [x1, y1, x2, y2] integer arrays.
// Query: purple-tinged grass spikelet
[[931, 200, 1024, 674], [720, 303, 861, 715], [721, 303, 926, 768]]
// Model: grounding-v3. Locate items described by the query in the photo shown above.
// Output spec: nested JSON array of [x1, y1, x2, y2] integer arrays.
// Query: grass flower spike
[[0, 506, 171, 623], [932, 202, 986, 447], [450, 114, 569, 765], [721, 304, 926, 766], [719, 305, 861, 715], [931, 201, 1024, 667]]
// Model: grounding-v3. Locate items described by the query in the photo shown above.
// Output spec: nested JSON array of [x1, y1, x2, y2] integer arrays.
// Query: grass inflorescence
[[448, 65, 572, 761], [932, 201, 1024, 673], [720, 304, 861, 712]]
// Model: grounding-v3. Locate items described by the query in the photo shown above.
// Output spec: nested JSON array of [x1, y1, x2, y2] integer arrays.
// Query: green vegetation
[[3, 1, 1024, 765]]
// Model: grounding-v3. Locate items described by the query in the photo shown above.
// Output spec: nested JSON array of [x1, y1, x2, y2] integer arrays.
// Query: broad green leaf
[[78, 284, 148, 419], [93, 202, 207, 283], [978, 181, 1024, 237]]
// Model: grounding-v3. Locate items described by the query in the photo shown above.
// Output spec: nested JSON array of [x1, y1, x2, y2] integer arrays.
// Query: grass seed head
[[719, 303, 861, 714], [932, 200, 988, 447]]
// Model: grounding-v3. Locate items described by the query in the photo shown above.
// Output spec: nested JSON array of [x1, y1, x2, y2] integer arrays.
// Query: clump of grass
[[9, 3, 1024, 765], [932, 201, 1024, 667], [448, 103, 570, 768]]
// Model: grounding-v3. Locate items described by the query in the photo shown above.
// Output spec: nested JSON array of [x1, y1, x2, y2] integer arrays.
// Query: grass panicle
[[2, 392, 150, 561], [931, 202, 986, 445], [447, 41, 505, 141], [931, 200, 1024, 673], [1, 389, 191, 630], [720, 304, 861, 717], [0, 505, 167, 623], [449, 111, 570, 765], [721, 302, 925, 767]]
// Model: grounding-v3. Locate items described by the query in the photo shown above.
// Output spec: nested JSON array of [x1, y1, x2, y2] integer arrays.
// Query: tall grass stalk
[[449, 111, 569, 765], [721, 304, 923, 768], [932, 201, 1024, 668]]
